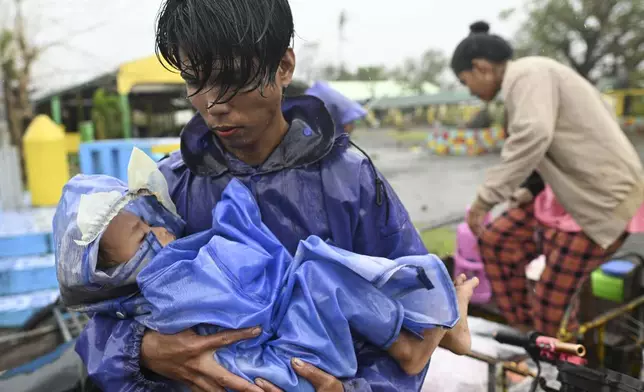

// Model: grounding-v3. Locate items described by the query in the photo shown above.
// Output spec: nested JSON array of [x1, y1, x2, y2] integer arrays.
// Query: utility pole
[[0, 68, 8, 146], [299, 41, 320, 84], [338, 10, 347, 72]]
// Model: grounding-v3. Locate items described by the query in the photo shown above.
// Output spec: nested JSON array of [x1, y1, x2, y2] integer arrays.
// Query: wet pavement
[[352, 128, 644, 253], [352, 128, 499, 228], [355, 128, 644, 389]]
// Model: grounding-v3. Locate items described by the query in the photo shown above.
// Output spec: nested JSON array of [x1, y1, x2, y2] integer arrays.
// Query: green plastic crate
[[591, 269, 625, 303]]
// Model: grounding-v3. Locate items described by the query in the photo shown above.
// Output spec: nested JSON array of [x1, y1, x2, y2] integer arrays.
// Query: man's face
[[182, 49, 296, 151]]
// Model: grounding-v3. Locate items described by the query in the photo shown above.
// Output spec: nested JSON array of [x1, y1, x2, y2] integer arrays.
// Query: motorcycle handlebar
[[544, 339, 586, 357], [493, 331, 586, 357], [493, 330, 531, 348]]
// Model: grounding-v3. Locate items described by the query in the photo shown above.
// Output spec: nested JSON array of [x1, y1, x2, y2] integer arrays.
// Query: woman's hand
[[255, 359, 344, 392], [509, 187, 533, 209], [141, 327, 264, 392], [467, 204, 487, 237]]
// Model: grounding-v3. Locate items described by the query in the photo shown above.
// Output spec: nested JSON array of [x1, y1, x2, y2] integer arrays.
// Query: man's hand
[[255, 359, 344, 392], [141, 327, 264, 392]]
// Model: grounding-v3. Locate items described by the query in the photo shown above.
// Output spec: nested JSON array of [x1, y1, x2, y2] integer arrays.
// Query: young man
[[68, 1, 468, 391]]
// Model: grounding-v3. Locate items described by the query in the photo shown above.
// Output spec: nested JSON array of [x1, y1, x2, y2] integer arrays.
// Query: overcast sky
[[13, 0, 523, 95]]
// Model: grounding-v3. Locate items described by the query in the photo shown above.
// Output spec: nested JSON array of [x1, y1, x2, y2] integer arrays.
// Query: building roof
[[367, 90, 485, 109], [33, 55, 184, 103], [324, 80, 439, 102]]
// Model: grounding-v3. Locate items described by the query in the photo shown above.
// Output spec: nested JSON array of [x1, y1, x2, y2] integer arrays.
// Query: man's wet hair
[[155, 0, 294, 104]]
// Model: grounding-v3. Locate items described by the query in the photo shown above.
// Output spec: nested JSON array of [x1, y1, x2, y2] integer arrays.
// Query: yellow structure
[[426, 106, 436, 124], [116, 55, 183, 95], [23, 115, 70, 206], [605, 89, 644, 117], [150, 143, 180, 155], [65, 132, 81, 154], [114, 55, 186, 138]]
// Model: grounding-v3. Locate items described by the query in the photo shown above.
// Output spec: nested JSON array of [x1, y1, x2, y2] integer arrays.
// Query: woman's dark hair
[[155, 0, 295, 103], [450, 21, 513, 75]]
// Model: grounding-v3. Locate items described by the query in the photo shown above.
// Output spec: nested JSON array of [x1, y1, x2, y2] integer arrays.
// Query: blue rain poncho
[[54, 148, 185, 313], [56, 150, 458, 392], [55, 152, 458, 391], [306, 81, 367, 135], [64, 96, 452, 392], [135, 179, 459, 391]]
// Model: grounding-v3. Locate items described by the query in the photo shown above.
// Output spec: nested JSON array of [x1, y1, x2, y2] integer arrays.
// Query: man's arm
[[75, 157, 265, 392], [474, 69, 558, 211], [338, 161, 447, 392], [76, 315, 170, 391], [77, 314, 265, 392]]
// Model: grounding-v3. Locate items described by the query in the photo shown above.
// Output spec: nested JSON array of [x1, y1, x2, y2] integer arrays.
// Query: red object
[[535, 336, 587, 366]]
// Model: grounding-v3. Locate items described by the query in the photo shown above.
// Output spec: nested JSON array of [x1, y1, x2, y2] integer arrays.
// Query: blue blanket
[[135, 179, 458, 391]]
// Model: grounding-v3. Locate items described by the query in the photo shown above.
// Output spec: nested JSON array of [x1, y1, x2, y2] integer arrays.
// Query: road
[[353, 128, 644, 254], [352, 128, 499, 228], [355, 128, 644, 389]]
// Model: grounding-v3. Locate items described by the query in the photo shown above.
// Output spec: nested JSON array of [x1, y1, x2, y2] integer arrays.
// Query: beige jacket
[[475, 56, 644, 249]]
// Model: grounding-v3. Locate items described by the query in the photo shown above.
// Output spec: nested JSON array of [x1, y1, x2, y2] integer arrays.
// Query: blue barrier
[[0, 209, 55, 258], [78, 138, 180, 182], [0, 255, 57, 296], [0, 233, 52, 258], [0, 289, 59, 328], [0, 209, 58, 327]]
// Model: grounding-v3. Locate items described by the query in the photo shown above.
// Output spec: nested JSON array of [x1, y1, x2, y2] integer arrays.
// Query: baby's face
[[99, 211, 176, 265]]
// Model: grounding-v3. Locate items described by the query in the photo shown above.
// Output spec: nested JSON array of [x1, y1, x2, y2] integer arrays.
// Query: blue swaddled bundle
[[53, 148, 185, 313], [136, 179, 458, 391], [54, 149, 458, 391]]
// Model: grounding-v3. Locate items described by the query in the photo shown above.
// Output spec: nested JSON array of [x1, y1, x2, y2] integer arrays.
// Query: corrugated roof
[[367, 90, 501, 109], [325, 80, 439, 101]]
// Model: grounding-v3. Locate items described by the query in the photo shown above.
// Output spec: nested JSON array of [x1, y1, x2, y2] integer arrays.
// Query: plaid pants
[[478, 203, 627, 336]]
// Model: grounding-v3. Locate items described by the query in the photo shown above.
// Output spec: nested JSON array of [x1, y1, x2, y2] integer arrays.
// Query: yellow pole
[[597, 325, 605, 367], [23, 115, 70, 206]]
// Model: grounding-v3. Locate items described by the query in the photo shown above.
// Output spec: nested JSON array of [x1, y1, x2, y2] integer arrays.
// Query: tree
[[503, 0, 644, 85], [354, 66, 388, 81], [317, 65, 363, 81], [91, 88, 123, 140], [0, 0, 108, 148], [335, 66, 355, 81], [319, 65, 339, 81], [392, 49, 446, 93], [1, 1, 39, 148]]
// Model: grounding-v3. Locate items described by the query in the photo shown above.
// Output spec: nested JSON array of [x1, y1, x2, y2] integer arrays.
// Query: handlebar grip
[[553, 341, 586, 357], [494, 330, 530, 348]]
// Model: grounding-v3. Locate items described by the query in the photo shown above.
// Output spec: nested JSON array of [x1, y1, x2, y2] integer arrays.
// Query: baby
[[55, 148, 477, 390], [97, 205, 477, 378]]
